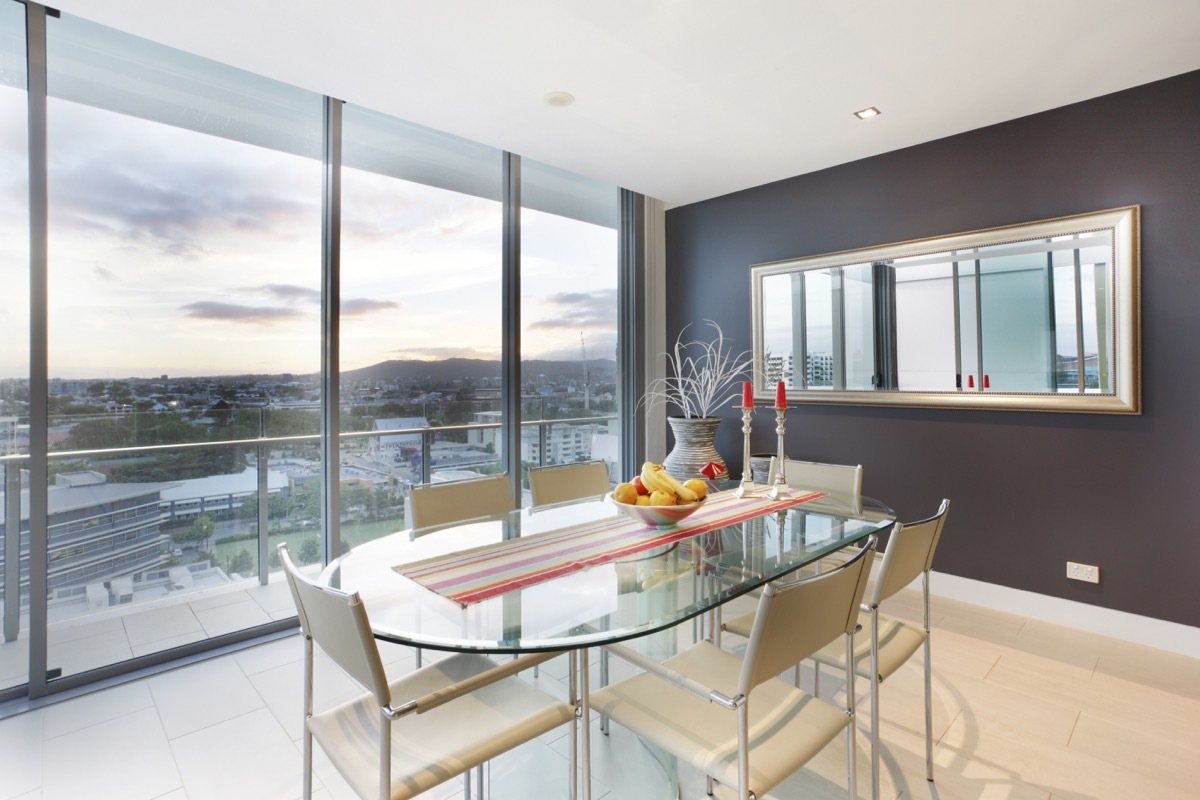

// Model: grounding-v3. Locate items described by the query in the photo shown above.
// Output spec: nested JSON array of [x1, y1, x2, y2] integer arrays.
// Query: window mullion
[[320, 96, 343, 564], [501, 152, 521, 506]]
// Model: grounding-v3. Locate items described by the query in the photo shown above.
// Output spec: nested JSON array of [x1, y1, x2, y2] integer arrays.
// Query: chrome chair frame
[[812, 498, 950, 800]]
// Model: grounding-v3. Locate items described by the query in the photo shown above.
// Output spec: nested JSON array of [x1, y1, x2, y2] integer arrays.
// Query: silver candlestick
[[768, 406, 790, 500], [734, 405, 756, 497]]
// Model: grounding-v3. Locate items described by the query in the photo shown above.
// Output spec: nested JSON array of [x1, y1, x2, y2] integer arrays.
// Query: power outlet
[[1066, 561, 1100, 584]]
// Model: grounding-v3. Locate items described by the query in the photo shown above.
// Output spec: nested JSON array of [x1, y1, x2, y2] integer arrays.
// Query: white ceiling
[[47, 1, 1200, 208]]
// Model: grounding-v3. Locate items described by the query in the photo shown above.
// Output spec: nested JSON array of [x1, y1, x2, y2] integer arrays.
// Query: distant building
[[0, 470, 177, 607], [158, 466, 290, 520], [522, 421, 607, 465], [369, 417, 429, 461]]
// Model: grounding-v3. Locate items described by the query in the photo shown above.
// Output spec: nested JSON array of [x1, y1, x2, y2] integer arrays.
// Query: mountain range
[[338, 357, 617, 383]]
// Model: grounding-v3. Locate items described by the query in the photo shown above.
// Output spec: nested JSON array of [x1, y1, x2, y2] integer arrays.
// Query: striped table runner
[[395, 489, 827, 605]]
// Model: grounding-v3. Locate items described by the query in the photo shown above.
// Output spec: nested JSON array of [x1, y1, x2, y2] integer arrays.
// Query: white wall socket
[[1067, 561, 1100, 584]]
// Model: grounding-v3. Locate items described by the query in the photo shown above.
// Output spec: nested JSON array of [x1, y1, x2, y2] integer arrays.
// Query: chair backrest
[[769, 456, 863, 497], [278, 543, 391, 707], [739, 537, 876, 695], [869, 498, 950, 607], [529, 460, 611, 507], [408, 473, 514, 530]]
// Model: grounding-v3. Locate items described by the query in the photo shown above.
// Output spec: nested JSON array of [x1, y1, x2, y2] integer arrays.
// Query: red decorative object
[[741, 381, 753, 407], [968, 374, 975, 388], [983, 374, 991, 389], [699, 461, 727, 480], [775, 380, 787, 409]]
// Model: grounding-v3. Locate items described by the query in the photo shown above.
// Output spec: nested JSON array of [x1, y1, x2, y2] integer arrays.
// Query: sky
[[0, 85, 618, 381]]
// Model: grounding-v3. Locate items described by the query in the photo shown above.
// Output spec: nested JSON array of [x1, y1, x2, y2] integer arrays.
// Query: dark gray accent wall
[[665, 69, 1200, 627]]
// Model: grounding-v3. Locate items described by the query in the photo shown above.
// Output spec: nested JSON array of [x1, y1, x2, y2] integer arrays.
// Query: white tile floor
[[1, 579, 301, 693], [2, 587, 1199, 800]]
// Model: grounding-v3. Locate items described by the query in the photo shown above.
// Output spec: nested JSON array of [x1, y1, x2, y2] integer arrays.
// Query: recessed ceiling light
[[854, 106, 881, 120], [543, 91, 575, 107]]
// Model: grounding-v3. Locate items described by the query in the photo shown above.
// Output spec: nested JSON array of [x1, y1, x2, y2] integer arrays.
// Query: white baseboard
[[927, 571, 1200, 660]]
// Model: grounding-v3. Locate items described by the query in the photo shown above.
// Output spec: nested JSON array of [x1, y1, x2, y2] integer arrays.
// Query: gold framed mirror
[[750, 206, 1140, 413]]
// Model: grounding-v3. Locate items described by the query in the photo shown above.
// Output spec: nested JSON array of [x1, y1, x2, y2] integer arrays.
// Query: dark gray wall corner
[[665, 69, 1200, 627]]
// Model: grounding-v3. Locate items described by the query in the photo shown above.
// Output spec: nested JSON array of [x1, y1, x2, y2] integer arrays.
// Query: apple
[[631, 475, 650, 495]]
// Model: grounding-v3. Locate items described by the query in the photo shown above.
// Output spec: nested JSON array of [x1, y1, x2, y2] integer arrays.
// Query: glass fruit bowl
[[609, 492, 706, 528]]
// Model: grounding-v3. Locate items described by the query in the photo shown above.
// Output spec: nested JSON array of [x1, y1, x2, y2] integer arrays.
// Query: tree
[[298, 537, 321, 565], [174, 514, 215, 548], [227, 549, 254, 576]]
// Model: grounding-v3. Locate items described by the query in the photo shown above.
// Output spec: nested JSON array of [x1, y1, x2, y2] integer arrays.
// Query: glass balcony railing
[[0, 402, 617, 690]]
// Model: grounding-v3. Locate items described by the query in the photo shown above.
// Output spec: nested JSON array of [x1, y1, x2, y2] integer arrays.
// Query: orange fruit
[[649, 490, 676, 506], [613, 482, 639, 504]]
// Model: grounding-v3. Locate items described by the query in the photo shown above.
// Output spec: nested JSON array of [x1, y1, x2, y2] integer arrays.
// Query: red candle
[[741, 381, 753, 408], [775, 380, 787, 409]]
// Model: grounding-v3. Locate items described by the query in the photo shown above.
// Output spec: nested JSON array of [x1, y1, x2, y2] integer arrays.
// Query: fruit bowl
[[609, 493, 706, 528]]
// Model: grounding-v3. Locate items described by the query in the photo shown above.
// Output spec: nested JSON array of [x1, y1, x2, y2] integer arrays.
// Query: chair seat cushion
[[811, 613, 927, 682], [590, 641, 850, 797], [309, 653, 573, 800]]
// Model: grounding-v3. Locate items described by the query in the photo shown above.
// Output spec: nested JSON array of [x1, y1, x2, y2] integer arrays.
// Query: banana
[[654, 467, 699, 502], [640, 461, 670, 494]]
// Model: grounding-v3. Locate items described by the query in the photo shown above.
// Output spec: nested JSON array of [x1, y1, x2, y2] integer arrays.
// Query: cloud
[[527, 288, 618, 330], [93, 265, 119, 281], [180, 301, 305, 324], [46, 104, 319, 259], [257, 284, 321, 303], [342, 297, 400, 317]]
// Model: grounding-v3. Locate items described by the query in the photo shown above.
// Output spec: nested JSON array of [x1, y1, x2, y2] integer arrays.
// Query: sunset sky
[[0, 82, 618, 381]]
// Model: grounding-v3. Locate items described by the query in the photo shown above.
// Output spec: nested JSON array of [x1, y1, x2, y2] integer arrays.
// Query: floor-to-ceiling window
[[37, 13, 325, 682], [0, 0, 29, 693], [1, 4, 640, 701], [340, 106, 503, 542], [520, 159, 620, 492]]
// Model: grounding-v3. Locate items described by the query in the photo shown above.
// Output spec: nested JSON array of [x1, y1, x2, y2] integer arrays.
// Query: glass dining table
[[318, 487, 895, 799], [320, 488, 894, 655]]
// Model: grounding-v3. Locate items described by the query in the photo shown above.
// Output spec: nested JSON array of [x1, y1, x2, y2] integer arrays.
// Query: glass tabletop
[[320, 489, 895, 654]]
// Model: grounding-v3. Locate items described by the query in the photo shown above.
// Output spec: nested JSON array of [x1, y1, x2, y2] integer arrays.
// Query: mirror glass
[[751, 206, 1140, 413]]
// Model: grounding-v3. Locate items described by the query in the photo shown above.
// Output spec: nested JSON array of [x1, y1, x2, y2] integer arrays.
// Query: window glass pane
[[1086, 261, 1112, 394], [958, 264, 980, 389], [842, 264, 874, 390], [978, 250, 1055, 392], [520, 159, 619, 496], [340, 106, 504, 524], [895, 258, 958, 391], [760, 272, 797, 388], [42, 13, 323, 679], [0, 0, 28, 693], [804, 270, 834, 388], [1053, 257, 1079, 392]]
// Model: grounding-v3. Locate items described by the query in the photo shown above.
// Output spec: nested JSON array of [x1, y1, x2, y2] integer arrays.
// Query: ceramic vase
[[663, 416, 725, 480]]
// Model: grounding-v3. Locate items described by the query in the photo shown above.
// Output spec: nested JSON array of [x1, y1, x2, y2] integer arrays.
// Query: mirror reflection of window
[[750, 207, 1138, 413]]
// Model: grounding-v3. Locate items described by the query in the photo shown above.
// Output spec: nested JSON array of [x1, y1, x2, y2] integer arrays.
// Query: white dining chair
[[768, 456, 863, 501], [810, 498, 951, 800], [405, 473, 516, 666], [278, 543, 578, 800], [528, 460, 610, 507], [716, 457, 866, 648], [407, 473, 514, 530], [589, 536, 877, 800]]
